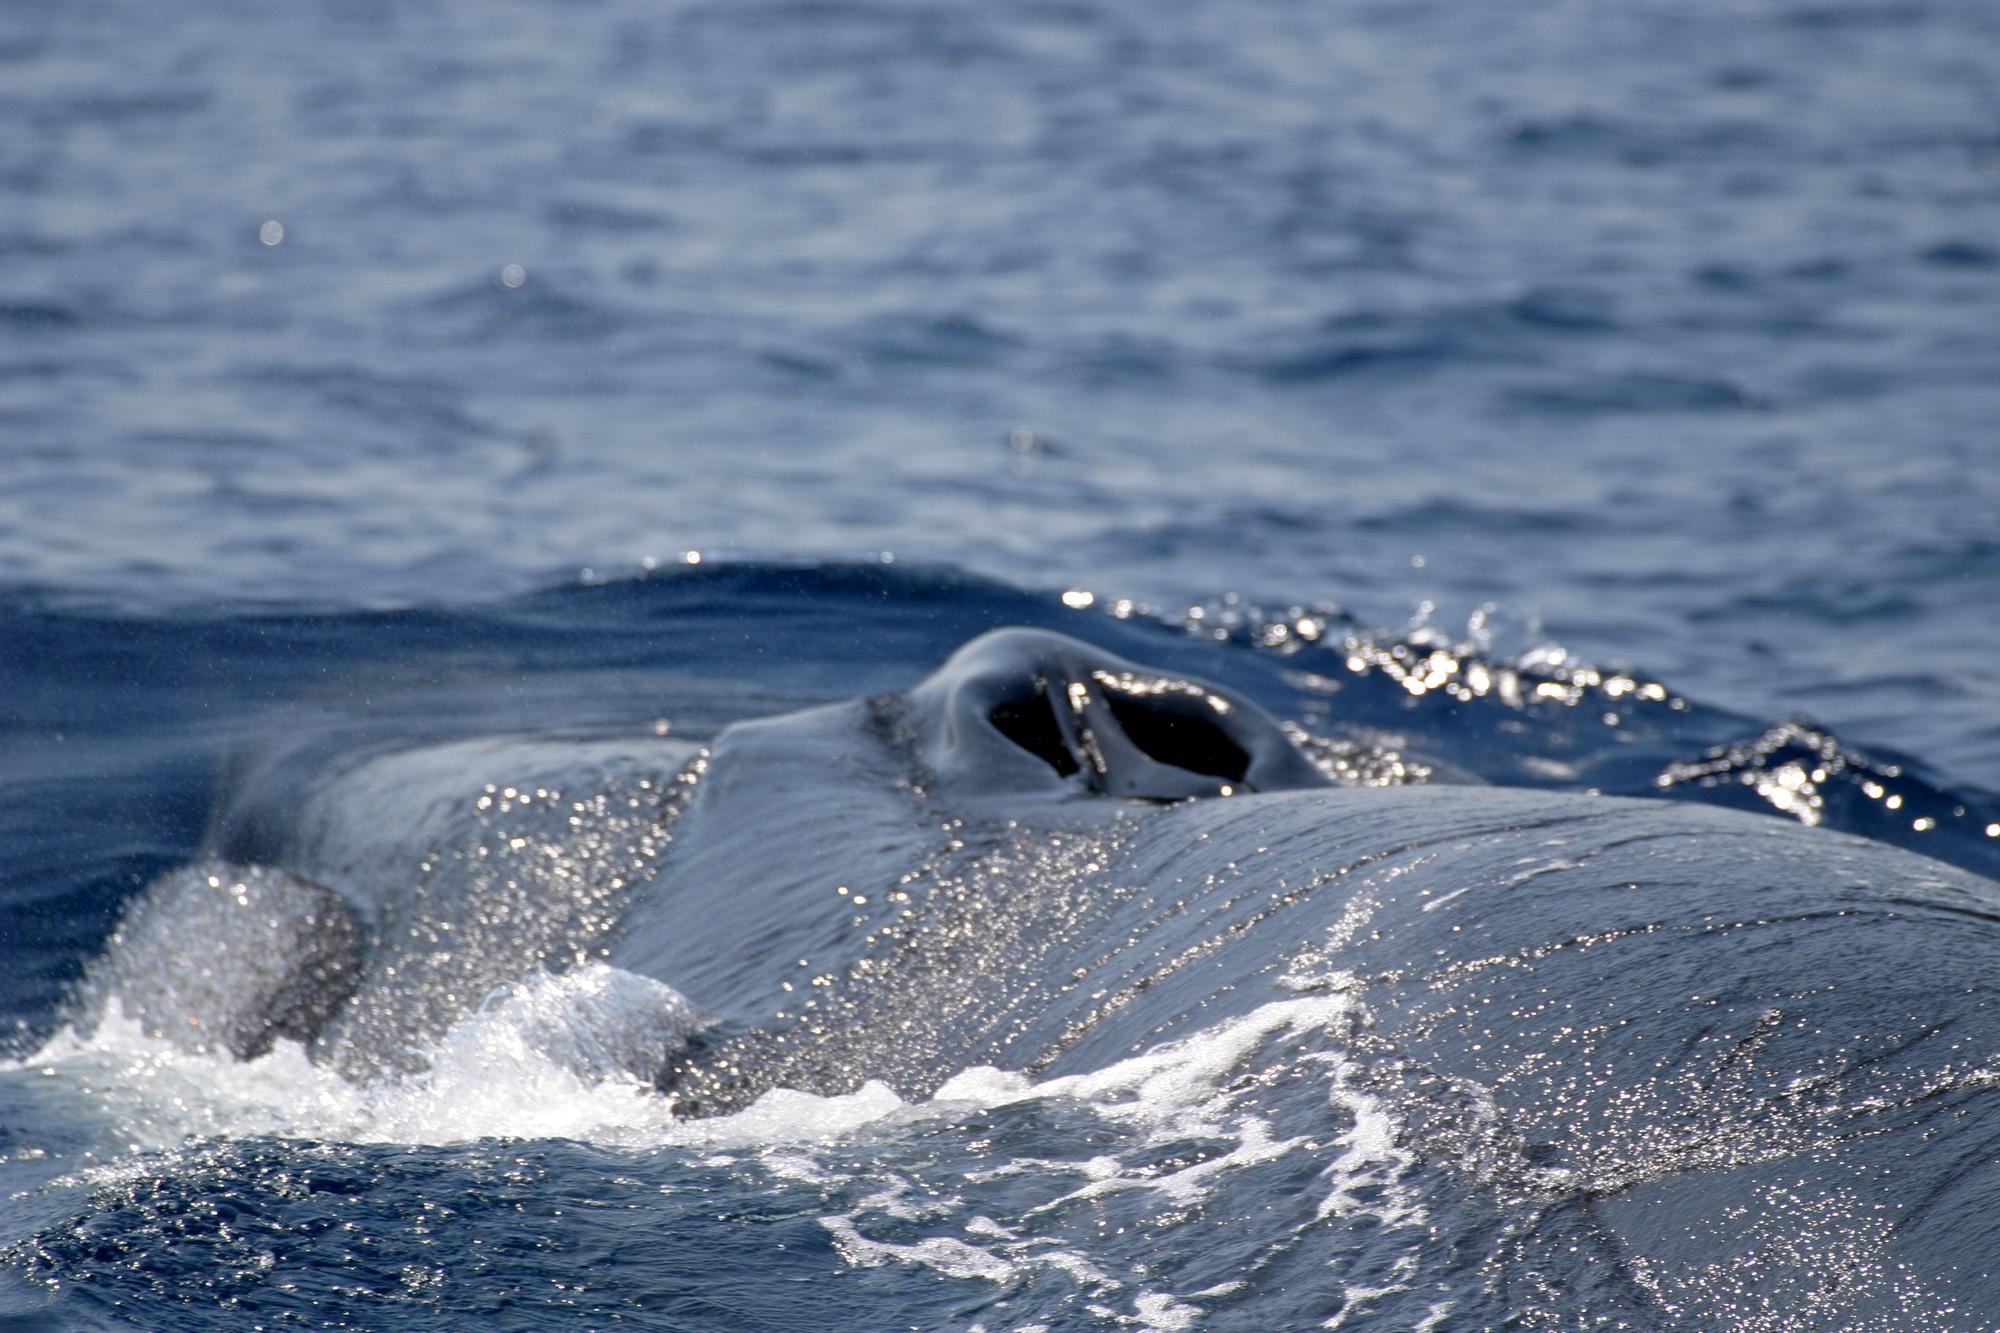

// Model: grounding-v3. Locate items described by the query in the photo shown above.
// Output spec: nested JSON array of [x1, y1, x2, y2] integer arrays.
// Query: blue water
[[4, 0, 2000, 1327]]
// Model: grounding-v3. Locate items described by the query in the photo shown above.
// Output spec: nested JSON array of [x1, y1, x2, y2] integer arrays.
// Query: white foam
[[468, 964, 706, 1084], [13, 966, 904, 1152], [1415, 1301, 1457, 1331], [810, 991, 1431, 1324], [1132, 1291, 1202, 1330], [14, 974, 1413, 1183], [822, 1213, 1017, 1283], [936, 993, 1363, 1131], [933, 1065, 1037, 1103], [13, 977, 1432, 1326]]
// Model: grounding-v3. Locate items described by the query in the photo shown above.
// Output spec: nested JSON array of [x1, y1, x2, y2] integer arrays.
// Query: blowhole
[[1099, 688, 1251, 784], [988, 688, 1080, 778]]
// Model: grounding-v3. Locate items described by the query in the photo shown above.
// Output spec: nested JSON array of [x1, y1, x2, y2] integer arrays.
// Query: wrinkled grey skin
[[88, 627, 2000, 1327]]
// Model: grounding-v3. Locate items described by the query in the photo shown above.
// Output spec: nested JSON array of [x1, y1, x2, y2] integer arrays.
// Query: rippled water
[[5, 0, 1998, 778], [4, 0, 2000, 1327]]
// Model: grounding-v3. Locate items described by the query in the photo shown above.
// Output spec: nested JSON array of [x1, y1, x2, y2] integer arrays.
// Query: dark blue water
[[4, 0, 2000, 1327]]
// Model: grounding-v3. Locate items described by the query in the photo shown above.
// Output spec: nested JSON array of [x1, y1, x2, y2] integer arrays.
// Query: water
[[4, 0, 1999, 1327]]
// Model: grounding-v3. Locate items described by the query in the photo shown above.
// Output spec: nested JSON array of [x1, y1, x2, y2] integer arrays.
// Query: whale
[[79, 625, 2000, 1327]]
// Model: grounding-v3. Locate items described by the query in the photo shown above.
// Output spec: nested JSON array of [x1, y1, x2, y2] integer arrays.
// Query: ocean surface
[[3, 0, 1999, 1328]]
